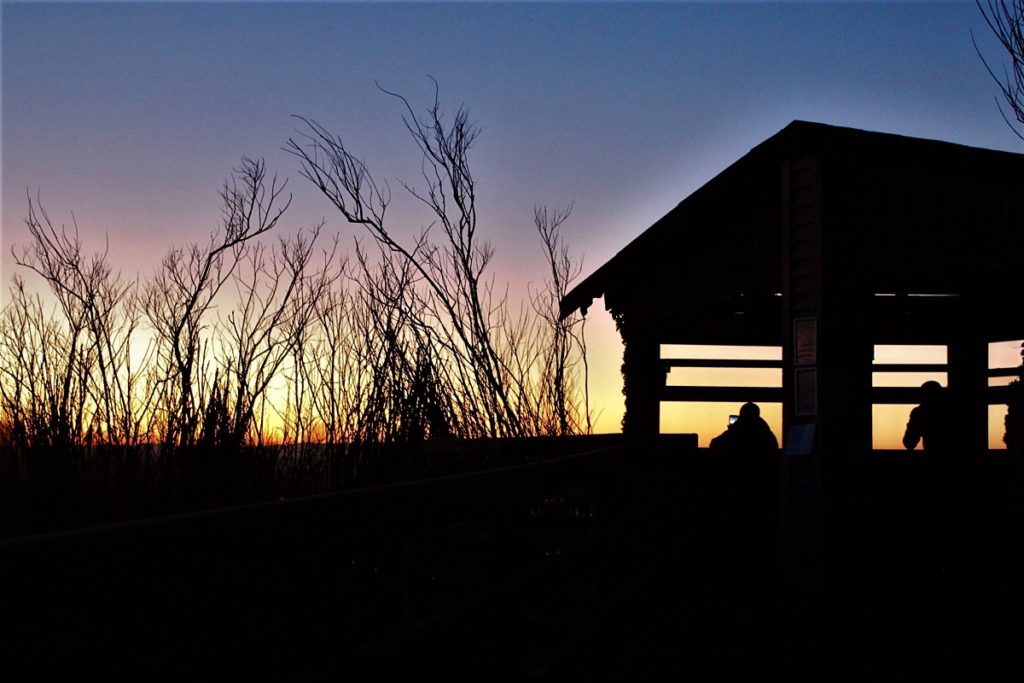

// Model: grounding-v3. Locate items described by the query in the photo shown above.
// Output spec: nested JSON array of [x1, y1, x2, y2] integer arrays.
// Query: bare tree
[[976, 0, 1024, 139], [531, 204, 590, 435], [351, 239, 455, 443], [301, 257, 362, 446], [287, 84, 542, 438], [142, 157, 290, 448], [10, 197, 155, 448], [1, 88, 596, 534], [279, 226, 341, 448], [0, 276, 73, 449], [214, 226, 324, 448], [976, 3, 1024, 452]]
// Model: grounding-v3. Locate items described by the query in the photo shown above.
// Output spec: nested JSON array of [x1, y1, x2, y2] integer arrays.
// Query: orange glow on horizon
[[584, 326, 1017, 451], [661, 402, 783, 448]]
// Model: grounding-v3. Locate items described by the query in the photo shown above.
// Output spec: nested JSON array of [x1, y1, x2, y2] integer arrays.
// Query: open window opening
[[871, 345, 947, 450], [661, 402, 783, 448], [659, 345, 782, 446], [988, 340, 1023, 449]]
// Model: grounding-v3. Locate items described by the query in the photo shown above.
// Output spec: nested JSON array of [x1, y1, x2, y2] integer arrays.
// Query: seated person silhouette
[[709, 402, 779, 453], [902, 380, 957, 454]]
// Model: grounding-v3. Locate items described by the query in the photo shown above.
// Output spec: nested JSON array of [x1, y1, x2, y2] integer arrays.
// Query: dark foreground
[[3, 437, 1023, 681]]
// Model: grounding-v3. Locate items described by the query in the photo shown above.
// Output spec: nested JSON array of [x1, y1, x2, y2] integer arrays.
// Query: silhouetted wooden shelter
[[561, 121, 1024, 457]]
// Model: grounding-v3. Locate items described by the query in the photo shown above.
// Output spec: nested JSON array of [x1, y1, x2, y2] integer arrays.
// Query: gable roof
[[560, 121, 1024, 321]]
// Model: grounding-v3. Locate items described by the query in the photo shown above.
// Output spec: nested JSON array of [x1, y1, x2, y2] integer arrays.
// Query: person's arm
[[710, 425, 734, 450]]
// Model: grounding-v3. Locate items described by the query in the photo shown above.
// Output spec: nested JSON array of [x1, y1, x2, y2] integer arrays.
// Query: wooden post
[[948, 317, 988, 454], [621, 333, 662, 437], [781, 155, 823, 596]]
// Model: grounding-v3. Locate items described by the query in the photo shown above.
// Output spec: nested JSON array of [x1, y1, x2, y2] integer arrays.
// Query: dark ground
[[3, 442, 1023, 681], [540, 452, 1024, 681]]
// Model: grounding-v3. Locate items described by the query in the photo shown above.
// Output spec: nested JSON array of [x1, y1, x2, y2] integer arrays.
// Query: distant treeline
[[0, 92, 591, 535]]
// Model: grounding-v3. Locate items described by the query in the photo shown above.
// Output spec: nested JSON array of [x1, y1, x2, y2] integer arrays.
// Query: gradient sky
[[3, 1, 1022, 442]]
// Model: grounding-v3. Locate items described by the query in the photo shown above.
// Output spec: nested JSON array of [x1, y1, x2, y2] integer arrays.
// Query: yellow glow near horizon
[[661, 402, 783, 448], [868, 343, 1018, 450], [986, 340, 1021, 450], [990, 405, 1011, 450], [990, 340, 1023, 368], [872, 404, 915, 450], [580, 307, 626, 434], [872, 372, 948, 388], [586, 328, 1018, 451], [6, 278, 1016, 450], [659, 343, 782, 446], [667, 367, 782, 388], [873, 345, 947, 364], [661, 344, 782, 360], [874, 404, 1011, 451]]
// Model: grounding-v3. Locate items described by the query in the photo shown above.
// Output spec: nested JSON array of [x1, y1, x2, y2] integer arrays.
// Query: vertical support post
[[621, 333, 662, 437], [948, 317, 988, 454], [781, 156, 823, 598]]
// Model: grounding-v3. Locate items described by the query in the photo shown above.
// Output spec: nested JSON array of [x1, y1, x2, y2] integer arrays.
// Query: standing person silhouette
[[709, 402, 779, 554], [902, 380, 958, 456], [903, 383, 966, 577], [710, 402, 779, 453]]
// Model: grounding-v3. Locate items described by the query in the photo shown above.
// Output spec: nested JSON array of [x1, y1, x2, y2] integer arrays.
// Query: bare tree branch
[[976, 0, 1024, 140]]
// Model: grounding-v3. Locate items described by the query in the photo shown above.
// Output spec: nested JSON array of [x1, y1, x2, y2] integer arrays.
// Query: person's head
[[739, 402, 760, 419], [921, 380, 943, 401]]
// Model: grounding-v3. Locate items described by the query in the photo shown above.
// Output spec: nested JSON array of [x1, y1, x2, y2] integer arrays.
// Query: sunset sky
[[3, 1, 1022, 445]]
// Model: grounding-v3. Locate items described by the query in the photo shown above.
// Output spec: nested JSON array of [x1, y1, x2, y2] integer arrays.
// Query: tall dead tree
[[532, 204, 589, 436], [287, 84, 526, 438]]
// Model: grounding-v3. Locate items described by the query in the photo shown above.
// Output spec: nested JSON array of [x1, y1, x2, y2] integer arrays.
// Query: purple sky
[[3, 1, 1021, 436]]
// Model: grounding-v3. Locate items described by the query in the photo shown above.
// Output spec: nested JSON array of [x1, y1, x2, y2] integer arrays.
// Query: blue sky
[[5, 2, 1018, 275], [3, 1, 1021, 435]]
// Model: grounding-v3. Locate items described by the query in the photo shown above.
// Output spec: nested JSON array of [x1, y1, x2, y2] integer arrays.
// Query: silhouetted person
[[902, 380, 958, 456], [710, 402, 779, 453], [903, 383, 969, 580], [710, 403, 779, 554]]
